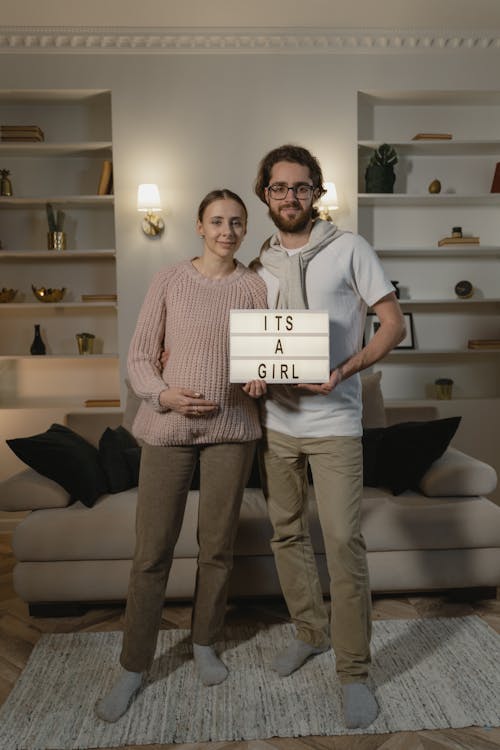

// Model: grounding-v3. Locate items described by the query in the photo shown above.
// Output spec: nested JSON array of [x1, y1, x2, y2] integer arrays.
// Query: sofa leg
[[29, 602, 90, 618]]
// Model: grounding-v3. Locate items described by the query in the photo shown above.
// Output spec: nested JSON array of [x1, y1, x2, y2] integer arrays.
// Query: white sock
[[193, 643, 228, 686], [95, 668, 142, 723], [342, 682, 379, 729], [273, 638, 329, 677]]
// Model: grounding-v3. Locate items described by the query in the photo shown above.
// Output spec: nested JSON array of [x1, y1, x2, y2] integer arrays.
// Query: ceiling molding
[[1, 26, 500, 54]]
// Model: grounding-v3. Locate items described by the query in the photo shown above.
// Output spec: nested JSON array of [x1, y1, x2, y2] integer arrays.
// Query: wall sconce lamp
[[317, 182, 339, 222], [137, 183, 165, 237]]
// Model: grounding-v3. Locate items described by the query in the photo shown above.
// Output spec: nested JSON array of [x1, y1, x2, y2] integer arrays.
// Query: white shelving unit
[[358, 90, 500, 402], [0, 89, 120, 409]]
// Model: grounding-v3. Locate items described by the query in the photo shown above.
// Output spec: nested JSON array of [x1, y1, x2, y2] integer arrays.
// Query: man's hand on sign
[[294, 367, 343, 395]]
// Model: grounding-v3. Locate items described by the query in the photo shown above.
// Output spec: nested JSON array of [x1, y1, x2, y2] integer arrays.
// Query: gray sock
[[95, 668, 142, 723], [193, 643, 228, 686], [342, 682, 379, 729], [273, 638, 329, 677]]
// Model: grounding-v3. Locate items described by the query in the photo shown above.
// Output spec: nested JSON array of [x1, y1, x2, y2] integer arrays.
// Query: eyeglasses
[[267, 183, 315, 200]]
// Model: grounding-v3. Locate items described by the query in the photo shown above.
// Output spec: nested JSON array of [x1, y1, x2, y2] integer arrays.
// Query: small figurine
[[0, 169, 13, 196]]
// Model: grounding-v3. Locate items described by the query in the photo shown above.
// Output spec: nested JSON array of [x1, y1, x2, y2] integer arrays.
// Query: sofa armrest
[[0, 469, 71, 511], [419, 447, 497, 497]]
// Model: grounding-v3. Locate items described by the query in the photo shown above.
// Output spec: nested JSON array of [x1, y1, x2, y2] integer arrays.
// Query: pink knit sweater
[[128, 259, 267, 445]]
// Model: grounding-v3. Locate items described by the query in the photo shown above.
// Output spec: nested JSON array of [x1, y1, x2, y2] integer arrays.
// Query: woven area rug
[[1, 616, 499, 749]]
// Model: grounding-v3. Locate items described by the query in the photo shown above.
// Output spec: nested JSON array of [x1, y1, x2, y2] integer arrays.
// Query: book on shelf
[[0, 124, 45, 141], [81, 293, 117, 301], [412, 132, 452, 140], [97, 160, 113, 196], [468, 339, 500, 350], [84, 398, 121, 408], [438, 236, 480, 246]]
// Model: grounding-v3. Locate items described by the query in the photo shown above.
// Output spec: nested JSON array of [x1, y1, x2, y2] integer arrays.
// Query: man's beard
[[268, 202, 313, 234]]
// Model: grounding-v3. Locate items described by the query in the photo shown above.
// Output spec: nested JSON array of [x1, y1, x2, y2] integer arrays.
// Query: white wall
[[1, 48, 500, 500]]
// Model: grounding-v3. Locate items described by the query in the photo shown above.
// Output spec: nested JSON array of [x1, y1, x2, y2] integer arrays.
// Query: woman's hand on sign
[[242, 379, 267, 399]]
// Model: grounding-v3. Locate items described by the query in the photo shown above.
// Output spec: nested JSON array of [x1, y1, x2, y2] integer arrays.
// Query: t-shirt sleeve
[[351, 234, 395, 307]]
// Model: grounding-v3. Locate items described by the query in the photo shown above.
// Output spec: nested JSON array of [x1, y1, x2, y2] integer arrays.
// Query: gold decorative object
[[428, 179, 441, 194], [31, 285, 66, 303], [46, 203, 66, 250], [435, 378, 454, 400], [47, 231, 67, 251], [76, 332, 95, 355], [0, 287, 17, 303]]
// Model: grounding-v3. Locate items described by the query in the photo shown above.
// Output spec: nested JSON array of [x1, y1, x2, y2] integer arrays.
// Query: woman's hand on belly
[[159, 387, 218, 417]]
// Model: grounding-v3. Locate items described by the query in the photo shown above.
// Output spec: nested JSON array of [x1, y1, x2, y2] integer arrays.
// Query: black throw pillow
[[99, 426, 141, 493], [362, 416, 461, 495], [7, 423, 108, 508], [123, 446, 142, 488]]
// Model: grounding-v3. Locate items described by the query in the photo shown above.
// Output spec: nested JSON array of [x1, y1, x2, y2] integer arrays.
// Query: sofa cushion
[[360, 489, 500, 552], [419, 447, 498, 497], [361, 371, 386, 429], [12, 489, 200, 561], [6, 423, 108, 508], [363, 416, 461, 495], [99, 426, 141, 493], [0, 468, 71, 512]]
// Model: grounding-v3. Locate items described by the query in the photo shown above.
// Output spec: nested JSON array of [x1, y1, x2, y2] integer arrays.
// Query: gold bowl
[[32, 285, 66, 303], [0, 287, 17, 303]]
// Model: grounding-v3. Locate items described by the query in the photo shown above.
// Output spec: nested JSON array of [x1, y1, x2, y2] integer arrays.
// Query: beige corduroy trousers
[[261, 429, 372, 684], [121, 440, 256, 673]]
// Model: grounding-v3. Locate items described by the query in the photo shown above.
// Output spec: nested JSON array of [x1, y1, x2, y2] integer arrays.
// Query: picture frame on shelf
[[365, 311, 415, 350]]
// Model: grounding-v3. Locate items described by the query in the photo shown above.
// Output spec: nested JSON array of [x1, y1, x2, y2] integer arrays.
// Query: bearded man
[[248, 144, 405, 729]]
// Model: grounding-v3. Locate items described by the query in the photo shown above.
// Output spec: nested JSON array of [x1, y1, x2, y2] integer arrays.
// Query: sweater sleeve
[[127, 270, 170, 412], [247, 270, 269, 309]]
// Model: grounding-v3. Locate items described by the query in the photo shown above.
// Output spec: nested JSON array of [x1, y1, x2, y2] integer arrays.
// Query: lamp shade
[[321, 182, 339, 209], [137, 183, 162, 212]]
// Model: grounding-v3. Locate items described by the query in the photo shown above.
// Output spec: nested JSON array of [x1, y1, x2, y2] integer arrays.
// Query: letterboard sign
[[230, 309, 330, 384]]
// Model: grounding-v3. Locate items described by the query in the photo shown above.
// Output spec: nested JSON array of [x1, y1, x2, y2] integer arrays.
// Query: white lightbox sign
[[230, 310, 330, 383]]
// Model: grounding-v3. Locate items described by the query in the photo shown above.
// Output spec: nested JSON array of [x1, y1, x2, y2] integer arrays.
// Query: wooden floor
[[1, 531, 500, 750]]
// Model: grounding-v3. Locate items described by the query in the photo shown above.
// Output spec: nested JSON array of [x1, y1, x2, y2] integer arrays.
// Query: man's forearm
[[337, 317, 406, 382]]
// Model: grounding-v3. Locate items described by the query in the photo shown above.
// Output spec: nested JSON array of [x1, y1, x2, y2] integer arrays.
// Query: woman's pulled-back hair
[[254, 144, 327, 215], [197, 189, 248, 223]]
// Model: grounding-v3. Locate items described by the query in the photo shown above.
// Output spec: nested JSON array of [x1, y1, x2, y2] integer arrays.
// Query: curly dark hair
[[254, 144, 326, 219], [197, 188, 247, 223]]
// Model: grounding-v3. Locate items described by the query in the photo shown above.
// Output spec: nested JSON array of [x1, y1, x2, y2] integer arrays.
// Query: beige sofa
[[1, 375, 499, 616]]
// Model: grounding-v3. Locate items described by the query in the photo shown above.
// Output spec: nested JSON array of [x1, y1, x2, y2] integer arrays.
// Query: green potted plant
[[364, 143, 398, 193]]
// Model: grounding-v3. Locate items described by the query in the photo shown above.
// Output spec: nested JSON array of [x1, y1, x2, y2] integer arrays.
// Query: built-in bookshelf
[[0, 89, 119, 410], [358, 90, 500, 401]]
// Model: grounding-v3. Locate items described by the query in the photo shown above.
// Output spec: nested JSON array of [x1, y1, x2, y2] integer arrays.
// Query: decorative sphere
[[428, 179, 441, 194]]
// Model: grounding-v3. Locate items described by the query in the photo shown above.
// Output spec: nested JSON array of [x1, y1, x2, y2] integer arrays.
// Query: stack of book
[[468, 339, 500, 350], [438, 236, 480, 247], [81, 294, 117, 302], [84, 399, 121, 408], [412, 132, 452, 140], [0, 125, 45, 142]]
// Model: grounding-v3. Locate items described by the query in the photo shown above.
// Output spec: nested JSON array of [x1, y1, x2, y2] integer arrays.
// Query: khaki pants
[[262, 429, 371, 683], [121, 440, 256, 673]]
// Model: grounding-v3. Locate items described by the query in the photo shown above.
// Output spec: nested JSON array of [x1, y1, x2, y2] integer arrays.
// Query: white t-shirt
[[256, 232, 394, 438]]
